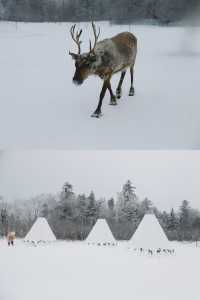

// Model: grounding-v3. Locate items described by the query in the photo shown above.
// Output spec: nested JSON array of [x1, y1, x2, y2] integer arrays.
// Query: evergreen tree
[[77, 194, 88, 231], [191, 217, 200, 245], [41, 203, 49, 218], [108, 197, 115, 219], [179, 200, 191, 240], [59, 182, 75, 220], [85, 191, 97, 224], [116, 180, 139, 229], [160, 210, 170, 229], [0, 202, 9, 236], [122, 180, 136, 203], [62, 182, 74, 198], [0, 0, 5, 19], [168, 208, 178, 230], [108, 198, 114, 211], [140, 197, 153, 213]]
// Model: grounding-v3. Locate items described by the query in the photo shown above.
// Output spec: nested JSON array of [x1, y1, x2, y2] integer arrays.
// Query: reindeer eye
[[85, 61, 90, 66]]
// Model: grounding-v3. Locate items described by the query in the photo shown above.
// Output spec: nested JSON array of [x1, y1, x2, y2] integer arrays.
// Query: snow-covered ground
[[0, 22, 200, 149], [0, 239, 199, 300]]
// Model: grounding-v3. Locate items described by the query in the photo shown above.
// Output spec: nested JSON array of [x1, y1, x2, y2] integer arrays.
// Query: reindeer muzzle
[[73, 78, 83, 85]]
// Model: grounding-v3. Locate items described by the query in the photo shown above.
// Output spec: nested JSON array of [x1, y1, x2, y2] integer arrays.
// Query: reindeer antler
[[89, 22, 100, 53], [70, 24, 83, 55]]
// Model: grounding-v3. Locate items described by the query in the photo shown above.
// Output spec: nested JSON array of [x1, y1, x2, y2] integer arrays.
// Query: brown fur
[[111, 32, 137, 71], [79, 67, 91, 81], [112, 32, 137, 54], [95, 66, 113, 78]]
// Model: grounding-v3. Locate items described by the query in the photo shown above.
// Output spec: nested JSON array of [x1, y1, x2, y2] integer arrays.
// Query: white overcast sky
[[0, 150, 200, 211]]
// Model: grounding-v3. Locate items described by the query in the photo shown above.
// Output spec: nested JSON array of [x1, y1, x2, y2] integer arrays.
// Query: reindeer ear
[[69, 52, 79, 60]]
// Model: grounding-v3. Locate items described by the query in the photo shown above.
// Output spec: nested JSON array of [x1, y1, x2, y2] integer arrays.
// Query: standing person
[[7, 231, 16, 246]]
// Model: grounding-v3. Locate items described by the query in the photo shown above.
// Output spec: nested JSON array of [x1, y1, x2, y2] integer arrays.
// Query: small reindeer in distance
[[69, 22, 137, 118]]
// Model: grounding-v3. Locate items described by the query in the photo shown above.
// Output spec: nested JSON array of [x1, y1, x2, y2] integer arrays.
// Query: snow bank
[[86, 218, 116, 244], [130, 213, 172, 249], [0, 239, 199, 300], [24, 217, 56, 242]]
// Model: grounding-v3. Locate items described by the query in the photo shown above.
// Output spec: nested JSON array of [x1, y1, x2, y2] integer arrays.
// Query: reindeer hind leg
[[129, 66, 135, 96], [116, 71, 126, 99]]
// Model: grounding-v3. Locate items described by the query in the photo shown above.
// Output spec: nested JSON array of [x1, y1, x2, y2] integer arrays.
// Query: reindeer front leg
[[107, 82, 117, 105], [91, 79, 109, 118]]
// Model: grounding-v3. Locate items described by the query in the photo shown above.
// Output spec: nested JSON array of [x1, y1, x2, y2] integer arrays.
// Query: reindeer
[[69, 22, 137, 118]]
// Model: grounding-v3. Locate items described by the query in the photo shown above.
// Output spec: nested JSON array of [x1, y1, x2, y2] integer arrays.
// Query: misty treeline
[[1, 180, 200, 241], [0, 0, 199, 24]]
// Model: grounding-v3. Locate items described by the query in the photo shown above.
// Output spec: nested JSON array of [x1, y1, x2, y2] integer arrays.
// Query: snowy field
[[0, 239, 199, 300], [0, 22, 200, 149]]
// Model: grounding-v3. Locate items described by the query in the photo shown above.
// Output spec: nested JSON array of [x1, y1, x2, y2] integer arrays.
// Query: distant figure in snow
[[69, 22, 137, 118], [148, 249, 153, 255], [7, 231, 16, 246], [167, 249, 175, 255]]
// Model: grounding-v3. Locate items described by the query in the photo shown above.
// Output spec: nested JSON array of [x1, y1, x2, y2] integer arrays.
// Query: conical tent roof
[[24, 217, 56, 242], [130, 213, 171, 249], [86, 219, 116, 243]]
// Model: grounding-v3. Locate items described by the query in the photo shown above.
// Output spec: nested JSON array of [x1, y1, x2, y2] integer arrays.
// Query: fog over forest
[[1, 179, 200, 242], [0, 0, 199, 24], [1, 151, 200, 242]]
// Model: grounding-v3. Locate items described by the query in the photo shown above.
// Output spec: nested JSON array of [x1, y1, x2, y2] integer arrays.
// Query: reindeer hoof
[[109, 101, 117, 106], [109, 96, 117, 105], [116, 89, 122, 99], [129, 87, 135, 96], [91, 112, 102, 118]]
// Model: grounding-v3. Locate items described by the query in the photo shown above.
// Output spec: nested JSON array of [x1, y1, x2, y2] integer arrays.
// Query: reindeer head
[[69, 22, 100, 85]]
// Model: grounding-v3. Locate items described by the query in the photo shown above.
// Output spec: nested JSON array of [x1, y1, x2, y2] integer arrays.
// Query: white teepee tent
[[130, 213, 171, 249], [86, 219, 116, 245], [24, 217, 56, 243]]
